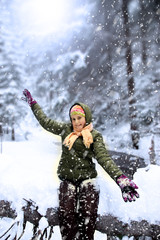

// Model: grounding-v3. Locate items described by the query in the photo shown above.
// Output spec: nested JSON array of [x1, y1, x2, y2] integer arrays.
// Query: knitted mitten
[[116, 174, 139, 202], [22, 89, 37, 107]]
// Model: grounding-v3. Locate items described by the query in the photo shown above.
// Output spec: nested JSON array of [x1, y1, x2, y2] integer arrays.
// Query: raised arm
[[22, 89, 66, 136]]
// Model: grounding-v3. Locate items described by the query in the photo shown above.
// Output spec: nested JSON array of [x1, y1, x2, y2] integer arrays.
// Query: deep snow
[[0, 127, 160, 239]]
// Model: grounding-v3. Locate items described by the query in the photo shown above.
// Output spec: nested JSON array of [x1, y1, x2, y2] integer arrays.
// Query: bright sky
[[11, 0, 87, 37]]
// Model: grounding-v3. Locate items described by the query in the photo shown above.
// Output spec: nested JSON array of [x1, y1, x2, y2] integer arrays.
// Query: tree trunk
[[139, 1, 148, 68], [11, 127, 15, 141], [122, 0, 140, 149], [0, 124, 3, 154]]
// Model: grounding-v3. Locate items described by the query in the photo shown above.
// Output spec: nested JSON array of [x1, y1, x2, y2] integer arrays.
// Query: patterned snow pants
[[58, 179, 100, 240]]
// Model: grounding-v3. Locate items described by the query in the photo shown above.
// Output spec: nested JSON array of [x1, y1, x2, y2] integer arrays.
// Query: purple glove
[[22, 89, 37, 107], [116, 174, 139, 202]]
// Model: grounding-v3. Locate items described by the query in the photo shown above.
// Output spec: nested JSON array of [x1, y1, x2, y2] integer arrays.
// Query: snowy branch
[[0, 200, 160, 238], [96, 215, 160, 238]]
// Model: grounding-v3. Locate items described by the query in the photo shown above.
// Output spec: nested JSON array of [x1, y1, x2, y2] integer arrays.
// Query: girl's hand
[[22, 89, 37, 107], [116, 174, 139, 202]]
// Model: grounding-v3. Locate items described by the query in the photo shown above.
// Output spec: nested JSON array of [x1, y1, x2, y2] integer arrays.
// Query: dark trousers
[[58, 179, 99, 240]]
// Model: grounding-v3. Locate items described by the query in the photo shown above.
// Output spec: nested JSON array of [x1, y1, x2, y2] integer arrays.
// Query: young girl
[[22, 89, 139, 240]]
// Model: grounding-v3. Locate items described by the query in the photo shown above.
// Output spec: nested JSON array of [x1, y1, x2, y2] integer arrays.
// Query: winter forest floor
[[0, 128, 160, 239]]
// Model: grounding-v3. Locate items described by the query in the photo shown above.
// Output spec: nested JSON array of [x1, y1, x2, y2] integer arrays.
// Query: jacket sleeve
[[31, 103, 66, 136], [93, 131, 123, 181]]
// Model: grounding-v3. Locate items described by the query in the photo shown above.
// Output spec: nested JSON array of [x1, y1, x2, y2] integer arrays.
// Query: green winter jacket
[[31, 102, 123, 184]]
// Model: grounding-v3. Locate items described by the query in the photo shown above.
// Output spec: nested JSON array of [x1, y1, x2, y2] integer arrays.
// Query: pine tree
[[0, 26, 24, 140]]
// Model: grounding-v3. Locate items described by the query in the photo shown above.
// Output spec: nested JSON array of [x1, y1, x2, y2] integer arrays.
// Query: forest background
[[0, 0, 160, 154], [0, 0, 160, 238]]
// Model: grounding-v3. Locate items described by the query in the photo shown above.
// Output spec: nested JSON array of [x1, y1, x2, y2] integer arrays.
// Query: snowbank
[[0, 128, 160, 239]]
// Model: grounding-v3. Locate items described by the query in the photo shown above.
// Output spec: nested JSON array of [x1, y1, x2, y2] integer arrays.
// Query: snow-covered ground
[[0, 128, 160, 239]]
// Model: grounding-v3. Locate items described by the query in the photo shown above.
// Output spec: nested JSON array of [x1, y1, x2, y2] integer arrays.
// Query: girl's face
[[71, 115, 86, 132]]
